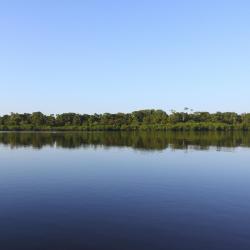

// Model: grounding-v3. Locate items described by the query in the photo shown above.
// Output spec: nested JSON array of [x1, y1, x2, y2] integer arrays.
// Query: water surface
[[0, 132, 250, 250]]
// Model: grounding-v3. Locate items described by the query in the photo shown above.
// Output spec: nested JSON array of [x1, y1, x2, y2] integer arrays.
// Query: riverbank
[[1, 122, 250, 131]]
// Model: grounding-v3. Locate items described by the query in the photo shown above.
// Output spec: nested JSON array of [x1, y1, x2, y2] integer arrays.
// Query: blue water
[[0, 132, 250, 250]]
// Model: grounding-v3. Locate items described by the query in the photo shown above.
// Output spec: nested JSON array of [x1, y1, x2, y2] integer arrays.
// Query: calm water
[[0, 132, 250, 250]]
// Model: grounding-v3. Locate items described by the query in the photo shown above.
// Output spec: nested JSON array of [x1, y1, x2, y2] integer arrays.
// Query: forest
[[0, 110, 250, 131]]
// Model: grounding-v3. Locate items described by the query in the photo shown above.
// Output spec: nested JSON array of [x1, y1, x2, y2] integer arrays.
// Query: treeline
[[1, 110, 250, 131]]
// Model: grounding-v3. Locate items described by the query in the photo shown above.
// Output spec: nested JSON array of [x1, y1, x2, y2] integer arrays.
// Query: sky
[[0, 0, 250, 114]]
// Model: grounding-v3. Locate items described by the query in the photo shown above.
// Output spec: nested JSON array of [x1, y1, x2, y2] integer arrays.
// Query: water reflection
[[0, 131, 250, 151]]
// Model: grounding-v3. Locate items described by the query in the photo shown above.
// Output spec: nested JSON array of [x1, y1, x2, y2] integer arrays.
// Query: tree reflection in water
[[0, 131, 250, 151]]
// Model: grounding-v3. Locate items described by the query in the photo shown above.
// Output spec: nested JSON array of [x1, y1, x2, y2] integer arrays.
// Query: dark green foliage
[[0, 110, 250, 131]]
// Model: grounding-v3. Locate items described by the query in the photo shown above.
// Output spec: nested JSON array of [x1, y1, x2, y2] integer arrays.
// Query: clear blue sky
[[1, 0, 249, 114]]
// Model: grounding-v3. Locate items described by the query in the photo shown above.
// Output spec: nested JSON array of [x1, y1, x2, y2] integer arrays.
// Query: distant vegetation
[[1, 110, 250, 131]]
